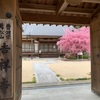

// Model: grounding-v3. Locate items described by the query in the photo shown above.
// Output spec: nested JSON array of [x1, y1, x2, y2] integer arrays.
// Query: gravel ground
[[22, 58, 91, 82]]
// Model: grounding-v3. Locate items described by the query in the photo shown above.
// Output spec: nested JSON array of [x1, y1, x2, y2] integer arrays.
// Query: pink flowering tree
[[57, 27, 90, 58]]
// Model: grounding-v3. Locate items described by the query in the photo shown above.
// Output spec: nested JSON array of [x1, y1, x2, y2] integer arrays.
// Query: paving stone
[[21, 84, 100, 100], [34, 63, 59, 83]]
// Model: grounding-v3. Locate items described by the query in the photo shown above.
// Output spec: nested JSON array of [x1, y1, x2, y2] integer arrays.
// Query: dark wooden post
[[90, 16, 100, 94], [0, 0, 22, 100]]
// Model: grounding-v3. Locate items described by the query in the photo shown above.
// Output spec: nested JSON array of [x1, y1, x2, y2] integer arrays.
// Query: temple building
[[22, 24, 74, 58]]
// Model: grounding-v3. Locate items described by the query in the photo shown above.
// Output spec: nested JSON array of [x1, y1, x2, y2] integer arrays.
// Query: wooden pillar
[[0, 0, 22, 100], [33, 40, 35, 55], [90, 16, 100, 95], [31, 37, 33, 59], [38, 41, 40, 57], [48, 41, 49, 53]]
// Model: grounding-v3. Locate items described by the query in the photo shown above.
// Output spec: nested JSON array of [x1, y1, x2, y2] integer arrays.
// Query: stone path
[[34, 63, 59, 83], [21, 84, 100, 100]]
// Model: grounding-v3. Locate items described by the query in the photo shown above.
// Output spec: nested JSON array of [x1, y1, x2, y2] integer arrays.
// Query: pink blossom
[[57, 27, 90, 56]]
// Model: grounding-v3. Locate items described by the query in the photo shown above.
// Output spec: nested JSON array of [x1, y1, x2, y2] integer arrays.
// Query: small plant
[[56, 74, 60, 77], [60, 77, 65, 81], [76, 78, 90, 80], [22, 76, 36, 84], [66, 78, 75, 81], [32, 76, 36, 83]]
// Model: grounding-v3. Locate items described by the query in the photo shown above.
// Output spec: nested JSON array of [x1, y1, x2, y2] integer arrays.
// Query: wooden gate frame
[[0, 0, 100, 100]]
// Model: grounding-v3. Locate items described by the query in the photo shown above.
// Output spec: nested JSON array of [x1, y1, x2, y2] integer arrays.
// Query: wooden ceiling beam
[[21, 12, 90, 25], [64, 7, 93, 15], [57, 0, 69, 14], [66, 0, 100, 4], [19, 3, 93, 16], [19, 3, 56, 13], [82, 0, 100, 3], [91, 7, 100, 18]]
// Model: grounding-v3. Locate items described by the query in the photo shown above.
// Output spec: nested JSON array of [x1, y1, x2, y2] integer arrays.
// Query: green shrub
[[83, 54, 89, 59]]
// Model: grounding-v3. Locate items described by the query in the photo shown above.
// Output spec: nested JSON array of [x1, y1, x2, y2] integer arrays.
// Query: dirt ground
[[22, 58, 91, 82], [22, 59, 46, 82], [47, 60, 91, 80]]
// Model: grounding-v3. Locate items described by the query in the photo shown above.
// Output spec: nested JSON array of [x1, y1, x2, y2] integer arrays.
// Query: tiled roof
[[22, 24, 74, 36]]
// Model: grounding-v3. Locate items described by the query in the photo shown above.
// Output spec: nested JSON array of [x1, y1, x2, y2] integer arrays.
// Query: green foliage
[[63, 52, 89, 60], [59, 77, 91, 81], [56, 73, 91, 81], [22, 76, 36, 84], [56, 74, 60, 77], [83, 53, 89, 59], [32, 76, 36, 83], [60, 77, 65, 81], [75, 78, 90, 81]]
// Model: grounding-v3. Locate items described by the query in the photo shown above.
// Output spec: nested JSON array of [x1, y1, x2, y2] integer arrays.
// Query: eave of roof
[[22, 24, 75, 36]]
